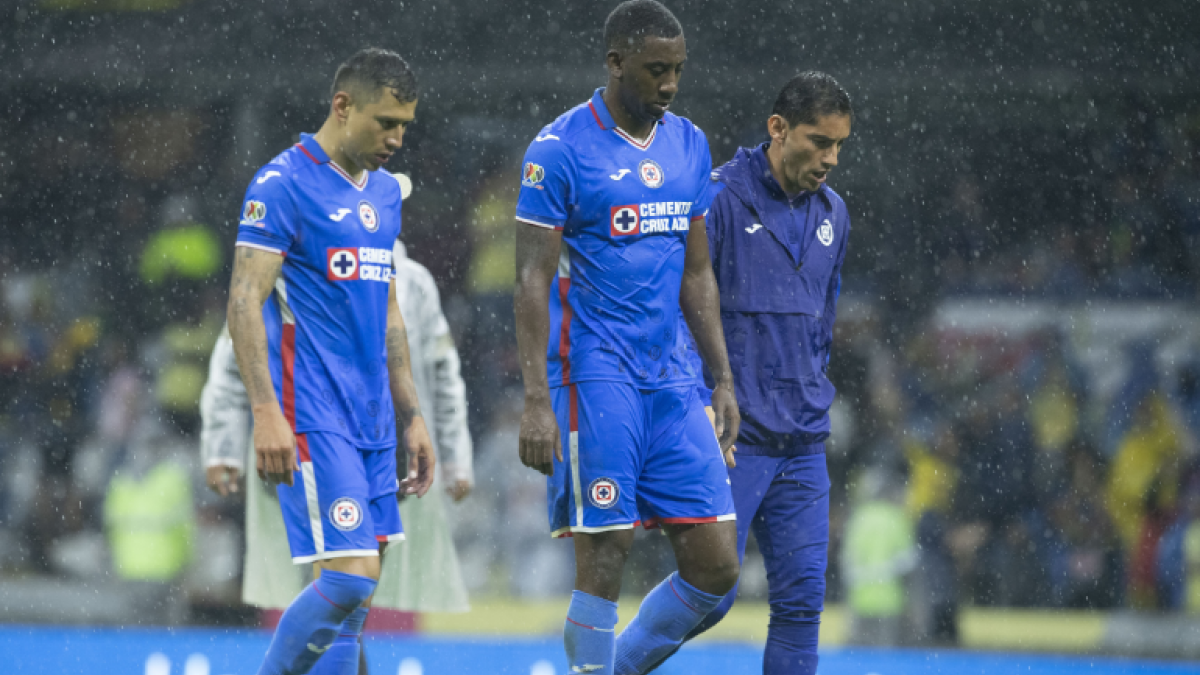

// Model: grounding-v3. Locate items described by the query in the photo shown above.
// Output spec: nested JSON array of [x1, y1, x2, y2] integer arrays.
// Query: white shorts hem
[[550, 522, 637, 539], [291, 548, 380, 565]]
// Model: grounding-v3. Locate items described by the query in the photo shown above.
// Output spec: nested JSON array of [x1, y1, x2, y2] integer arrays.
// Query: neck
[[602, 83, 654, 140], [765, 140, 802, 198], [313, 119, 365, 180]]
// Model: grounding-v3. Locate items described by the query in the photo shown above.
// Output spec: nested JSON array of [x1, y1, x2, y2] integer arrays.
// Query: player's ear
[[331, 91, 353, 123], [606, 49, 624, 79], [767, 114, 789, 145]]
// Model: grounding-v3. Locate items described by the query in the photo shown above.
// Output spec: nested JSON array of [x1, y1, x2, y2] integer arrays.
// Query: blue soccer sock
[[309, 606, 369, 675], [614, 573, 723, 675], [763, 613, 820, 675], [564, 590, 619, 674], [258, 570, 378, 675]]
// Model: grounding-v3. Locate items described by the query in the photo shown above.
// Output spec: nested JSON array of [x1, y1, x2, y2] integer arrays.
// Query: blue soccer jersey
[[235, 133, 404, 450], [516, 88, 715, 389]]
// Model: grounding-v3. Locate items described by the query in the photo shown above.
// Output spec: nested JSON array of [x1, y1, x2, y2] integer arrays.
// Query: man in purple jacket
[[633, 72, 853, 675]]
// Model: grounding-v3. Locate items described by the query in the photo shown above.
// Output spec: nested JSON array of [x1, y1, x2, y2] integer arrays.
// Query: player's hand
[[519, 397, 562, 476], [206, 465, 242, 497], [254, 405, 298, 486], [400, 417, 436, 498], [709, 383, 741, 454], [447, 479, 472, 502], [705, 406, 737, 468]]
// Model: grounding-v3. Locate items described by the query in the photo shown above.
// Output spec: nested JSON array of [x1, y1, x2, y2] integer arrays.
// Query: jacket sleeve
[[198, 324, 251, 470], [413, 268, 474, 487], [820, 211, 850, 371]]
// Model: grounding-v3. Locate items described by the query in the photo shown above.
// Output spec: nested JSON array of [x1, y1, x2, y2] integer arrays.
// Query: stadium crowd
[[1, 85, 1199, 643]]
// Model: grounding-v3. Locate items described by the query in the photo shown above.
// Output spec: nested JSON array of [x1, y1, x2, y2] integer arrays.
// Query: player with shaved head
[[513, 2, 741, 673]]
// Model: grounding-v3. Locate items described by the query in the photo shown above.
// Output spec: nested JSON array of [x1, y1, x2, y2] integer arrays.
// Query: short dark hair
[[331, 48, 418, 107], [604, 0, 683, 53], [771, 72, 853, 128]]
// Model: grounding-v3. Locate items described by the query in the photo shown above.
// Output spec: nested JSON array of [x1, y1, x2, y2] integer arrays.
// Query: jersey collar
[[296, 133, 368, 190], [296, 133, 331, 164], [587, 88, 663, 151]]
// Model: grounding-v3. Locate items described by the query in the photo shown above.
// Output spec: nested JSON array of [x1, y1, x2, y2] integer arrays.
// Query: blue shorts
[[548, 381, 736, 538], [277, 431, 404, 564]]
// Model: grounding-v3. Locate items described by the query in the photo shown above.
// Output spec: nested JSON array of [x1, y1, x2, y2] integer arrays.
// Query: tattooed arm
[[388, 277, 436, 498], [227, 246, 298, 486]]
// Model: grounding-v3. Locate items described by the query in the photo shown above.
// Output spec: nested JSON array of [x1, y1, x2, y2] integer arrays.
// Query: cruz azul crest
[[818, 218, 834, 246]]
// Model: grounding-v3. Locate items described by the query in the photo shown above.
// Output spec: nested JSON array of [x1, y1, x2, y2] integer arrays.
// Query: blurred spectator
[[103, 421, 196, 583], [1045, 439, 1123, 608], [905, 423, 961, 644], [841, 467, 916, 646], [1106, 388, 1187, 607]]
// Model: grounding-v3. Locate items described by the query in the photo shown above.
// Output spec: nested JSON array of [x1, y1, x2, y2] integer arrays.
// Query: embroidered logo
[[241, 200, 266, 225], [818, 218, 834, 246], [522, 162, 545, 188], [638, 159, 664, 188], [329, 497, 363, 531], [358, 201, 379, 233], [588, 478, 619, 509]]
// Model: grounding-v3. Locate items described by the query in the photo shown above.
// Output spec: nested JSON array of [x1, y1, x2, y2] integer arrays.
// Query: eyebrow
[[376, 115, 414, 124], [644, 59, 686, 68]]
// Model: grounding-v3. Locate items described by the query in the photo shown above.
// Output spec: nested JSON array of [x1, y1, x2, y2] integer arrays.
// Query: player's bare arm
[[513, 221, 564, 476], [387, 278, 436, 497], [227, 246, 298, 486], [680, 216, 740, 452]]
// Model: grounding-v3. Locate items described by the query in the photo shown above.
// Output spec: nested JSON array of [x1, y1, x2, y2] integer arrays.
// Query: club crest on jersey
[[588, 478, 619, 509], [818, 218, 834, 246], [327, 248, 359, 281], [329, 497, 363, 531], [358, 201, 379, 233], [522, 162, 545, 189], [610, 205, 640, 236], [638, 159, 664, 188], [241, 200, 267, 225]]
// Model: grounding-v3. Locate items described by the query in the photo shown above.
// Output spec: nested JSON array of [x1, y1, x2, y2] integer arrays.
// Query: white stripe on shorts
[[301, 461, 324, 556], [569, 429, 583, 530]]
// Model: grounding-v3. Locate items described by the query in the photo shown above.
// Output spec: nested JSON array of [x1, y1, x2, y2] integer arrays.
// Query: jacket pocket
[[765, 373, 837, 440]]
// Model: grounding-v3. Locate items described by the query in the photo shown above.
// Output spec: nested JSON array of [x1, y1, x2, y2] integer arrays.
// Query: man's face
[[773, 112, 852, 192], [611, 35, 687, 124], [340, 88, 417, 172]]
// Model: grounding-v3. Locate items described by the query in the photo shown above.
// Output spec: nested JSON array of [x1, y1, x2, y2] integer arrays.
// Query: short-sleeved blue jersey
[[236, 133, 404, 449], [516, 88, 714, 389]]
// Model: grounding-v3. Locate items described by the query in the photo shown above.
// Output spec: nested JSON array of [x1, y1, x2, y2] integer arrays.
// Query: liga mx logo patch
[[638, 159, 664, 188], [358, 201, 379, 233], [241, 200, 266, 225], [330, 497, 363, 531], [522, 162, 545, 188], [588, 477, 619, 509]]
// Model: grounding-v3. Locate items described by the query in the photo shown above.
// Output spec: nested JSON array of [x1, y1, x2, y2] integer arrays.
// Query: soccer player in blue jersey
[[513, 2, 742, 673], [651, 72, 854, 675], [226, 48, 436, 675]]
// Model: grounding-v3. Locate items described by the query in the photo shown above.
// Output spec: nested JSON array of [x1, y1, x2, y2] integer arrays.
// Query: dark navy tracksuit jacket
[[693, 142, 848, 455], [686, 143, 849, 640]]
